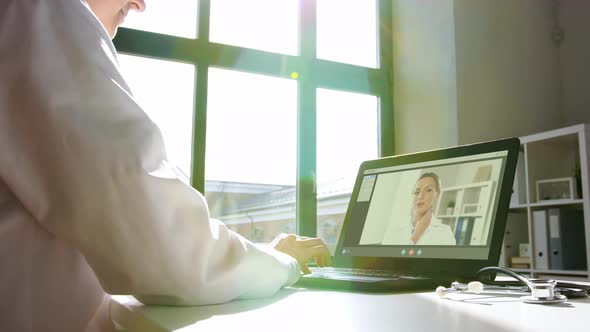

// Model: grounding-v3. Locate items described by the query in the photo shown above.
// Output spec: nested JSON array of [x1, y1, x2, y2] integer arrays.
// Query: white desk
[[111, 287, 590, 332]]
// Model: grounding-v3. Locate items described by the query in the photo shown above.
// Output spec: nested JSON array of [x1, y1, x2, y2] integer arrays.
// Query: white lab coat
[[0, 1, 300, 331], [381, 217, 456, 245]]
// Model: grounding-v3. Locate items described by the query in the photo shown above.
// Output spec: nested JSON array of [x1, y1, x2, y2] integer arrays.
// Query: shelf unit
[[435, 181, 495, 245], [500, 124, 590, 281]]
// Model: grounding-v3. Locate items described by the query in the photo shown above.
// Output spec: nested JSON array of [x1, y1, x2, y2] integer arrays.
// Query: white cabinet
[[501, 124, 590, 281]]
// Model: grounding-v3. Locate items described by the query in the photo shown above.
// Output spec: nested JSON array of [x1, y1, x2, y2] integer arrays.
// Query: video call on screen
[[341, 151, 508, 260]]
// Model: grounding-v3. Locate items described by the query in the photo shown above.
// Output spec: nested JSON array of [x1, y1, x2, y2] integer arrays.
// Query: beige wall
[[559, 0, 590, 126], [392, 0, 459, 154], [392, 0, 573, 153], [453, 0, 563, 144]]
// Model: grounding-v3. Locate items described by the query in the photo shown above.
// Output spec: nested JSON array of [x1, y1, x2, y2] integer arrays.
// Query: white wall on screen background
[[359, 170, 419, 244]]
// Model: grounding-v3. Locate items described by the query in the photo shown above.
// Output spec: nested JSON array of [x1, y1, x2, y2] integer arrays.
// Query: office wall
[[392, 0, 568, 154], [392, 0, 459, 154], [453, 0, 563, 144], [559, 0, 590, 126]]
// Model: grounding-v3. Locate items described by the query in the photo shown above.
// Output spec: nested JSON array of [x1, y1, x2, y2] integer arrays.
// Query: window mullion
[[378, 0, 395, 158], [191, 0, 211, 192], [297, 0, 318, 237], [297, 79, 317, 237]]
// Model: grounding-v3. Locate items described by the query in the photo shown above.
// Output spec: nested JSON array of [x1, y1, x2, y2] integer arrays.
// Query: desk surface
[[111, 287, 590, 332]]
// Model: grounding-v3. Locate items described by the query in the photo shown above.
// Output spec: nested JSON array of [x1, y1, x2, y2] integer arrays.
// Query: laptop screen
[[340, 150, 509, 260]]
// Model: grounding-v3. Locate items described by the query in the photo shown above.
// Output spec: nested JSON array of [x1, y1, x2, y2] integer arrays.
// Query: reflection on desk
[[111, 287, 590, 332]]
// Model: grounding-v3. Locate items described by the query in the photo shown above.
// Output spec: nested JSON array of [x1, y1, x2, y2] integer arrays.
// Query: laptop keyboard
[[309, 267, 399, 278]]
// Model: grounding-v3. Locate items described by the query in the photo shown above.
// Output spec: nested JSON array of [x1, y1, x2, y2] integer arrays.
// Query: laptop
[[294, 138, 520, 292]]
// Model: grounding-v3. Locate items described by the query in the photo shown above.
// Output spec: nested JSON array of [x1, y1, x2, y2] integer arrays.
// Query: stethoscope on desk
[[436, 266, 586, 304]]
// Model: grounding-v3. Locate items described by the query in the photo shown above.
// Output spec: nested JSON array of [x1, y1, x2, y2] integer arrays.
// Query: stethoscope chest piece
[[521, 294, 567, 304], [520, 280, 567, 304]]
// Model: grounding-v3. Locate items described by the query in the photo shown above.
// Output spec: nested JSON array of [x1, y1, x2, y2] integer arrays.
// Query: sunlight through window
[[316, 88, 379, 253], [204, 68, 297, 242], [118, 54, 195, 181], [122, 0, 199, 38], [317, 0, 378, 68], [210, 0, 299, 55]]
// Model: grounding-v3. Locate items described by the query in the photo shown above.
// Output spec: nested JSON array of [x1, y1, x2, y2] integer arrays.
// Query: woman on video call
[[382, 172, 456, 245]]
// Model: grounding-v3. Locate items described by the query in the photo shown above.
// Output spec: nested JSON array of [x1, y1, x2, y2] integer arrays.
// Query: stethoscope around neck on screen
[[436, 266, 568, 304]]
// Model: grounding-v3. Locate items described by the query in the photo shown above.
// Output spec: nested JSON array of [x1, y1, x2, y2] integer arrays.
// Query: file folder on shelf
[[533, 210, 549, 270], [548, 209, 563, 270], [547, 208, 587, 270]]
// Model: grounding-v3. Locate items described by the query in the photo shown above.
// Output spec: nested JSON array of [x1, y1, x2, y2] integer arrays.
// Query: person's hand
[[270, 233, 332, 274]]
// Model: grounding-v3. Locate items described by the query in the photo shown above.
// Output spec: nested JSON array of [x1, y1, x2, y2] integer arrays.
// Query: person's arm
[[0, 0, 324, 305]]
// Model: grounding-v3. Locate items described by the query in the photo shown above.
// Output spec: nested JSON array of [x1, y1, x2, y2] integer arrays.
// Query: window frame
[[113, 0, 394, 237]]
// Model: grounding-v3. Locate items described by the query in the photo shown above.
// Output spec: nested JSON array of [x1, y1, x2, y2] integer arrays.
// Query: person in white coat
[[0, 1, 331, 331], [381, 172, 456, 245]]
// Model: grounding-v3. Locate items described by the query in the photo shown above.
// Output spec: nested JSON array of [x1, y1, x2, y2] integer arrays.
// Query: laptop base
[[293, 274, 451, 293]]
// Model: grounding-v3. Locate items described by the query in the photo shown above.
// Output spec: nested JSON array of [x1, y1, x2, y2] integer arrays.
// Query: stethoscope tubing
[[451, 282, 529, 296]]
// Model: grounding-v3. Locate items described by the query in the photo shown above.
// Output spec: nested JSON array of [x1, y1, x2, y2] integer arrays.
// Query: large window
[[114, 0, 393, 248]]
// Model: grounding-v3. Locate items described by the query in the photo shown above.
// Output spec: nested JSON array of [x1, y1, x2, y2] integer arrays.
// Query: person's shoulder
[[428, 217, 450, 229], [386, 223, 411, 235], [421, 225, 456, 245], [7, 0, 113, 55], [428, 219, 456, 244], [59, 0, 114, 47], [382, 224, 411, 244], [31, 0, 129, 93]]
